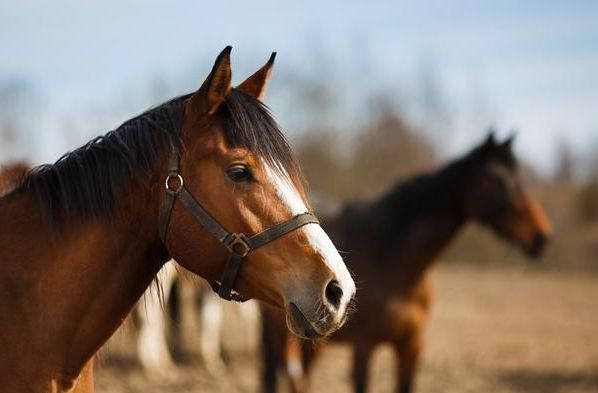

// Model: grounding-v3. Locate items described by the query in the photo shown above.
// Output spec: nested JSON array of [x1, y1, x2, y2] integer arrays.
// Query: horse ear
[[188, 46, 232, 116], [237, 52, 276, 100], [503, 131, 517, 150], [484, 128, 497, 147]]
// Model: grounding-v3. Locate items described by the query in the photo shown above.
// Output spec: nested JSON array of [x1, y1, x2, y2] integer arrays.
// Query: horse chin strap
[[157, 149, 320, 302]]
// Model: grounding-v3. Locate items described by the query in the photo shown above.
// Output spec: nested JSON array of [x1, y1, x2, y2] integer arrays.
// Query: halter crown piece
[[158, 147, 320, 301]]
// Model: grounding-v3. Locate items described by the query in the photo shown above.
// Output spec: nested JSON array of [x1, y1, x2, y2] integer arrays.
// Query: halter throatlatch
[[158, 148, 320, 301]]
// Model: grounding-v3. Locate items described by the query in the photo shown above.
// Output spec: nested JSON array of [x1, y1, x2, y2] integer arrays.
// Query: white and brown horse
[[0, 47, 355, 392]]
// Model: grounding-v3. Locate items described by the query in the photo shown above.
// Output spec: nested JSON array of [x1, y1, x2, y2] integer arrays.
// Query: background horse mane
[[348, 137, 518, 255], [6, 89, 301, 227]]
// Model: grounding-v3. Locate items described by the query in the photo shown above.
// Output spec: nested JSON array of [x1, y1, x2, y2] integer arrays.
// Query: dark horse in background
[[0, 47, 356, 393], [260, 134, 552, 393]]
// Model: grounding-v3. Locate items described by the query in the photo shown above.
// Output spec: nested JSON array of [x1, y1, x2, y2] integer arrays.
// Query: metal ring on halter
[[165, 172, 184, 194]]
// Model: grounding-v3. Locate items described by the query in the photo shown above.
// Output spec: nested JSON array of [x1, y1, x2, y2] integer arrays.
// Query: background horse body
[[0, 47, 355, 393], [135, 262, 179, 372], [261, 134, 552, 393], [135, 262, 259, 375]]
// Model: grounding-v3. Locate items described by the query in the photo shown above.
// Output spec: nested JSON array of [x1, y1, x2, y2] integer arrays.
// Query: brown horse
[[0, 162, 29, 193], [260, 133, 552, 393], [0, 47, 356, 393]]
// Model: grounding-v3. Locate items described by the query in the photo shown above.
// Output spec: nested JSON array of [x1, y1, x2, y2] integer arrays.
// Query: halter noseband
[[158, 149, 320, 301]]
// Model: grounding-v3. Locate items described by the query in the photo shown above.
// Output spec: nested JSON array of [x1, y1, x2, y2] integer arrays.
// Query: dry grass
[[96, 265, 598, 393]]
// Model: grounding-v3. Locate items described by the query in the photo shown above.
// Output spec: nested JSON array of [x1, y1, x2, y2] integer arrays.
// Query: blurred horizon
[[1, 1, 598, 177]]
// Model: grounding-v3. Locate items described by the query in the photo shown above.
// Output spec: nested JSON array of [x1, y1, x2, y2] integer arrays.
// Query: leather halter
[[158, 148, 320, 301]]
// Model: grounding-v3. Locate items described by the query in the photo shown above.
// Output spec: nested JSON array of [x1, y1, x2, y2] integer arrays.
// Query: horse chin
[[525, 243, 545, 259], [529, 233, 549, 259], [286, 302, 325, 340], [499, 230, 547, 260]]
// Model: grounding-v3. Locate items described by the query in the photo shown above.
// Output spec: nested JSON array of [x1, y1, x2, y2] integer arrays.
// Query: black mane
[[372, 157, 470, 225], [339, 137, 516, 250], [218, 89, 300, 181], [8, 88, 300, 227]]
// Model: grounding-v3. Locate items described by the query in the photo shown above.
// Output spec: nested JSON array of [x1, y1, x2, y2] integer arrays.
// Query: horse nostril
[[325, 280, 343, 309], [530, 232, 549, 257]]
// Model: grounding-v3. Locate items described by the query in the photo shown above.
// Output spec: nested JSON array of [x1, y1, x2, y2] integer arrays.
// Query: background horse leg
[[137, 263, 177, 372], [286, 335, 307, 393], [260, 304, 288, 393], [393, 329, 423, 393], [198, 290, 227, 375], [71, 359, 94, 393], [287, 336, 321, 393], [352, 341, 374, 393], [236, 300, 260, 356]]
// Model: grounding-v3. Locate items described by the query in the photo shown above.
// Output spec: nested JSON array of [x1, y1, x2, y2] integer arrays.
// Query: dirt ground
[[96, 265, 598, 393]]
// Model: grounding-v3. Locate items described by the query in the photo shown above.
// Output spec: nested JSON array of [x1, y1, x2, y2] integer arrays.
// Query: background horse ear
[[188, 46, 233, 116], [484, 128, 498, 147], [503, 131, 517, 150], [236, 52, 276, 100]]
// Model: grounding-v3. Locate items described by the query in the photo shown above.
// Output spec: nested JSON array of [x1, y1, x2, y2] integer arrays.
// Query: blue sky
[[1, 1, 597, 174]]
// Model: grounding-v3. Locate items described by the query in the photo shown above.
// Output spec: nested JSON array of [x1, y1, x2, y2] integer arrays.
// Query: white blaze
[[264, 163, 356, 310]]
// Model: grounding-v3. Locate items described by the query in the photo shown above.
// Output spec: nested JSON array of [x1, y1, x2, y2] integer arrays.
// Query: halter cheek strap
[[158, 151, 319, 301]]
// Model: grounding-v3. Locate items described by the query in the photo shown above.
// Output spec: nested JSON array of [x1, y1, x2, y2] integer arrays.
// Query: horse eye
[[226, 165, 252, 182]]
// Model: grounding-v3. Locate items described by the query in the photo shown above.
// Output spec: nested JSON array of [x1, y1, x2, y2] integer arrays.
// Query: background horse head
[[461, 133, 552, 257]]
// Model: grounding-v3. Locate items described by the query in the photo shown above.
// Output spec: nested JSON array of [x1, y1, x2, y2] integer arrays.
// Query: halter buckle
[[165, 172, 184, 194], [223, 233, 250, 257]]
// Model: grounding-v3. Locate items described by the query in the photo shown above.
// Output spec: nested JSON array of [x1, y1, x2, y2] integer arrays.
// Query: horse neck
[[0, 177, 168, 391], [361, 164, 472, 286]]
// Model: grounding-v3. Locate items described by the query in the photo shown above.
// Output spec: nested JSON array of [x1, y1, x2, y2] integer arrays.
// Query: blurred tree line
[[1, 61, 596, 273], [289, 79, 598, 273], [0, 79, 34, 161], [297, 103, 436, 201]]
